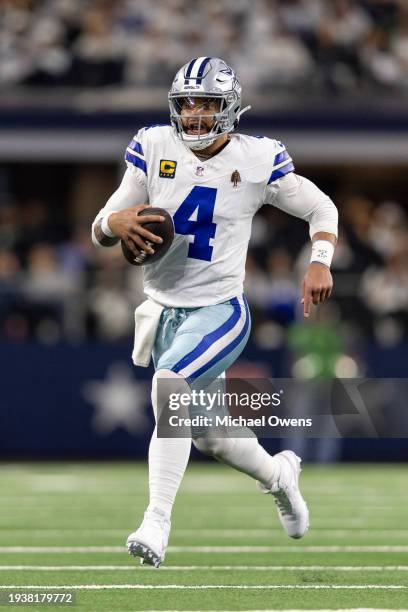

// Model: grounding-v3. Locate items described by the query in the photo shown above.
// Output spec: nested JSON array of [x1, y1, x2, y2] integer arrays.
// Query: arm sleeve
[[264, 172, 338, 240], [91, 167, 148, 247]]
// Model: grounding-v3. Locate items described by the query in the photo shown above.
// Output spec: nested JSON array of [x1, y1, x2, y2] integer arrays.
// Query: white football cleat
[[258, 450, 309, 539], [126, 508, 171, 568]]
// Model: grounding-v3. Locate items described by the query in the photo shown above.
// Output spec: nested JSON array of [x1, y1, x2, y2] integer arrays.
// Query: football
[[121, 207, 174, 266]]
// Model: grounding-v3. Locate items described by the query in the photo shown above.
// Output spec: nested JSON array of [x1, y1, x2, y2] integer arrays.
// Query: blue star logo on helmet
[[220, 67, 234, 76]]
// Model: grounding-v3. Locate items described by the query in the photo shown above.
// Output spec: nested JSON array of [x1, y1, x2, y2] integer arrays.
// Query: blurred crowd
[[1, 0, 408, 93], [1, 184, 408, 356]]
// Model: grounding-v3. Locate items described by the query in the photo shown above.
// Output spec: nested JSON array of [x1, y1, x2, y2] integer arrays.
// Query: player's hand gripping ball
[[121, 207, 174, 266]]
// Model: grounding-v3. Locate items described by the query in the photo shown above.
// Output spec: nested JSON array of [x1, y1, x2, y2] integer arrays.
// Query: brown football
[[121, 207, 174, 266]]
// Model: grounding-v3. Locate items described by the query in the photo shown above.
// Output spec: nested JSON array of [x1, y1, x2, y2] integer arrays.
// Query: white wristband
[[101, 212, 117, 238], [310, 240, 334, 268]]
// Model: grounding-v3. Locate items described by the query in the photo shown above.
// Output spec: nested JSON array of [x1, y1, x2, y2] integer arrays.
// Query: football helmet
[[168, 57, 250, 151]]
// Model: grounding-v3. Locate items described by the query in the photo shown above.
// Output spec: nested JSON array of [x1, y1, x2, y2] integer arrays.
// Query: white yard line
[[1, 518, 402, 528], [134, 609, 407, 612], [1, 504, 405, 511], [168, 529, 408, 537], [0, 584, 406, 590], [2, 505, 405, 512], [3, 528, 408, 538], [1, 545, 408, 553], [168, 545, 408, 553], [0, 565, 407, 572]]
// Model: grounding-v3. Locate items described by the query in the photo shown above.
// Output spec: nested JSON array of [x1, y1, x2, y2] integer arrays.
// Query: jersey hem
[[143, 290, 244, 309]]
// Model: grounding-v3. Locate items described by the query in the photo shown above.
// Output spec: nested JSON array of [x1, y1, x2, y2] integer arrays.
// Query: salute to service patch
[[159, 159, 177, 178]]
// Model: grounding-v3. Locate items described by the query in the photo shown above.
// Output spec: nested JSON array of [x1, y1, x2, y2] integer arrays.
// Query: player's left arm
[[266, 172, 338, 318]]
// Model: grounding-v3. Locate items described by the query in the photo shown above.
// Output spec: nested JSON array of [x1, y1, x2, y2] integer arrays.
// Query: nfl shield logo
[[195, 166, 204, 176]]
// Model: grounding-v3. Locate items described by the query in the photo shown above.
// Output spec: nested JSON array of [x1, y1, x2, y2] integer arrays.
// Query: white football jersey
[[124, 125, 295, 308]]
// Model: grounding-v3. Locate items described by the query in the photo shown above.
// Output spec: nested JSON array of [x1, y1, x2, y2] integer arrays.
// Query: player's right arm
[[91, 134, 164, 256]]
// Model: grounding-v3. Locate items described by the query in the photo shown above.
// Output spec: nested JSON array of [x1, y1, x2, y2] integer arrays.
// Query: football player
[[92, 57, 338, 567]]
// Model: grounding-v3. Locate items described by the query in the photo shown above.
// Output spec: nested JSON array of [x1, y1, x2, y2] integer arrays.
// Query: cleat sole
[[127, 540, 162, 568]]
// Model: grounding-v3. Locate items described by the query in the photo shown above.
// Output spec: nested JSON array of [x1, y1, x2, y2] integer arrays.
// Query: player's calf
[[193, 434, 233, 460]]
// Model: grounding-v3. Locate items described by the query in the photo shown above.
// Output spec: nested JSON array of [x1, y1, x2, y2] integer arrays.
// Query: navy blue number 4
[[173, 186, 217, 262]]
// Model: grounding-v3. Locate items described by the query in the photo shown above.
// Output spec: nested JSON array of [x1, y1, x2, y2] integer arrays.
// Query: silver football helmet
[[168, 57, 250, 151]]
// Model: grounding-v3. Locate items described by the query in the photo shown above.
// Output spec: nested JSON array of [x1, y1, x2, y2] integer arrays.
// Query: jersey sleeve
[[124, 128, 149, 184], [259, 140, 296, 207], [266, 141, 295, 185], [91, 129, 150, 248], [265, 172, 338, 240]]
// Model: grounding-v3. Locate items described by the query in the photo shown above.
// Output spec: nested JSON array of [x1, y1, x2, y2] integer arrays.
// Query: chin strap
[[185, 136, 217, 151]]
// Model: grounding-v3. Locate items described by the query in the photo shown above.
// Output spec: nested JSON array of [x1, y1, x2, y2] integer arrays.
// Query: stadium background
[[1, 0, 408, 462]]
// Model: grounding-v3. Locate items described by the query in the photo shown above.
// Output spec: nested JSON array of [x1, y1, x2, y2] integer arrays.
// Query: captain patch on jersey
[[159, 159, 177, 178]]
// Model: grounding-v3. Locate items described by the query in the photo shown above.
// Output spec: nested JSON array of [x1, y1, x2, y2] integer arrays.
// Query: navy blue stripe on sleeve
[[128, 139, 144, 156], [274, 149, 290, 166], [125, 150, 147, 175], [268, 162, 295, 184]]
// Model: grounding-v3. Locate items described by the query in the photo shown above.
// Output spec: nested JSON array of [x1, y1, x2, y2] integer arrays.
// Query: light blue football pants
[[153, 294, 251, 385]]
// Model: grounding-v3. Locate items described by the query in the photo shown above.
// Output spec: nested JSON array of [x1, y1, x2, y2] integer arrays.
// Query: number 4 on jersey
[[173, 186, 217, 262]]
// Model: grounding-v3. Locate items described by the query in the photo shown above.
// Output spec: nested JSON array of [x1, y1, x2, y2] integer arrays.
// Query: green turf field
[[0, 462, 407, 611]]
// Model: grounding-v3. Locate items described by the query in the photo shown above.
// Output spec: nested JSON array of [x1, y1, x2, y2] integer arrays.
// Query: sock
[[147, 369, 191, 518], [193, 432, 281, 489], [147, 427, 191, 517]]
